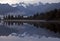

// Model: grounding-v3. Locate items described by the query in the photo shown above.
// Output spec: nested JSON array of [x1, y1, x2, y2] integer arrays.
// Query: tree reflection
[[28, 22, 60, 33], [0, 21, 60, 38]]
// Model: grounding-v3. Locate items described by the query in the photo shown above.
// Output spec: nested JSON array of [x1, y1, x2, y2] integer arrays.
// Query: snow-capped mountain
[[0, 2, 60, 16]]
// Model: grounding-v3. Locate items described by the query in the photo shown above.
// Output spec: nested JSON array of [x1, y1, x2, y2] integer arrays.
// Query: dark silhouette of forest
[[28, 9, 60, 20], [3, 9, 60, 20]]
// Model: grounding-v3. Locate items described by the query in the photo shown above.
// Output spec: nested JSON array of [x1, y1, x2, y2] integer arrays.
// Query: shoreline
[[1, 20, 60, 23]]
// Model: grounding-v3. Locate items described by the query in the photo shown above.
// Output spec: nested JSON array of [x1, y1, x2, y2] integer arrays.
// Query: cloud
[[0, 0, 60, 4], [32, 0, 60, 3], [0, 0, 19, 4]]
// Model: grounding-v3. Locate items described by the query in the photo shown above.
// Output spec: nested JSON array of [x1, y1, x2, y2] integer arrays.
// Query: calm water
[[0, 21, 60, 41]]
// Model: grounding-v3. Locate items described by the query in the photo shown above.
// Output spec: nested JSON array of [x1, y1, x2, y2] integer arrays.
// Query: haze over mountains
[[0, 2, 60, 16]]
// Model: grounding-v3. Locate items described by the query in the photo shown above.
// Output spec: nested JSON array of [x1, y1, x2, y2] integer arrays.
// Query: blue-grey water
[[0, 21, 60, 41]]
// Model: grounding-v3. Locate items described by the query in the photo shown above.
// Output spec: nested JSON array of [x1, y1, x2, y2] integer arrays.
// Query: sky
[[0, 0, 60, 4]]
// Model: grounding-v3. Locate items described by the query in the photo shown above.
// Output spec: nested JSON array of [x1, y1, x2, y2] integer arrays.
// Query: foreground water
[[0, 21, 60, 41]]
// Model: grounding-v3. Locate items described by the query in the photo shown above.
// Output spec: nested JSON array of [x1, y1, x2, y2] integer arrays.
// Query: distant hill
[[0, 2, 60, 16]]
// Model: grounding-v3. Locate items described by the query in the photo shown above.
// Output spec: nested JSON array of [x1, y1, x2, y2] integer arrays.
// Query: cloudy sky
[[0, 0, 60, 4]]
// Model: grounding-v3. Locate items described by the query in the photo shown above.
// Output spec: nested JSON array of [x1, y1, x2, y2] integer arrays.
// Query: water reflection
[[0, 24, 18, 36], [28, 22, 60, 33], [0, 21, 60, 39]]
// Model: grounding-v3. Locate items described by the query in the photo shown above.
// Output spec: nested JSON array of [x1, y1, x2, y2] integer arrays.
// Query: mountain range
[[0, 2, 60, 16]]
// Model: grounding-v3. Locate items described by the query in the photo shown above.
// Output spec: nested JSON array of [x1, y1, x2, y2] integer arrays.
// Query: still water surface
[[0, 21, 60, 41]]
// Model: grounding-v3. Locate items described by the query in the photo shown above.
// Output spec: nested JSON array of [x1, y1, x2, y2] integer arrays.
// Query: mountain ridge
[[0, 2, 60, 16]]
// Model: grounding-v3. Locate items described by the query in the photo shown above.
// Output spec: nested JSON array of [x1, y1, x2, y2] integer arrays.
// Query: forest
[[3, 9, 60, 20], [28, 9, 60, 20]]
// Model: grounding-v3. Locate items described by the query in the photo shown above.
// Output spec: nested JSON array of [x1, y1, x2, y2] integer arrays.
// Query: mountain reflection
[[0, 21, 60, 38]]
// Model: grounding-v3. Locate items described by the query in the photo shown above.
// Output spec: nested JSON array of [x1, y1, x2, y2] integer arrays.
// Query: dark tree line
[[3, 15, 24, 20], [3, 9, 60, 20], [28, 9, 60, 20]]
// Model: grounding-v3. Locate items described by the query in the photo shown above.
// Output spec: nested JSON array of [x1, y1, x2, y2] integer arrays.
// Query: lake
[[0, 21, 60, 41]]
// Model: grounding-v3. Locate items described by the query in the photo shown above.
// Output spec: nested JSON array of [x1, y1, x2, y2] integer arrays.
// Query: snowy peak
[[0, 2, 60, 16]]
